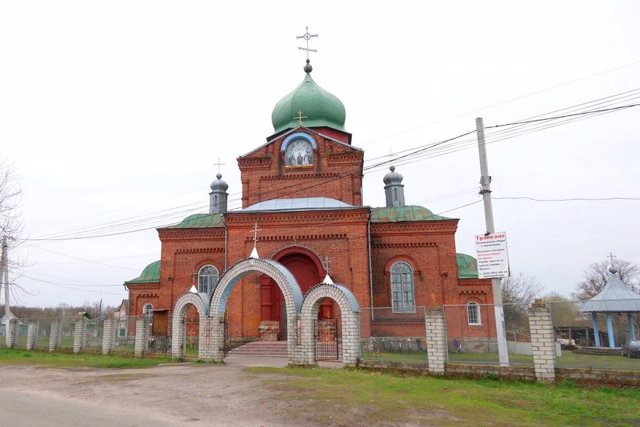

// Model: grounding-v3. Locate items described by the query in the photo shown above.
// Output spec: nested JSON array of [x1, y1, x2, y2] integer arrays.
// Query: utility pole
[[476, 117, 509, 367], [1, 235, 14, 321]]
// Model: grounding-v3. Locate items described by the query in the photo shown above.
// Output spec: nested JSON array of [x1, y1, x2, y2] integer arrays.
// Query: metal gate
[[314, 318, 340, 361]]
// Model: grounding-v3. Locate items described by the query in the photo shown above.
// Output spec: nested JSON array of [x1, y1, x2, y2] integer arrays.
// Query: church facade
[[124, 61, 495, 347]]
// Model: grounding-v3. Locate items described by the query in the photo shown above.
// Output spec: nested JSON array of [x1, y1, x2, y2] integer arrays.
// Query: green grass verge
[[0, 348, 174, 369], [250, 367, 640, 426]]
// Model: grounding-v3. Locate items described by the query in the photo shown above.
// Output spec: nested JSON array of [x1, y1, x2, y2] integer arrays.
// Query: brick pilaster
[[528, 300, 556, 383], [425, 308, 447, 374], [26, 321, 38, 350]]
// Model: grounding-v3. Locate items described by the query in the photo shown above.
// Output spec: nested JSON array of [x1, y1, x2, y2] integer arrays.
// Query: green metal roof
[[169, 213, 224, 229], [126, 260, 161, 284], [457, 253, 479, 279], [370, 205, 451, 222], [272, 73, 346, 134]]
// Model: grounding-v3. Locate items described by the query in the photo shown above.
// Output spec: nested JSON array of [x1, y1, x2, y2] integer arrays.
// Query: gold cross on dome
[[295, 110, 307, 126], [296, 26, 318, 60], [322, 254, 332, 275]]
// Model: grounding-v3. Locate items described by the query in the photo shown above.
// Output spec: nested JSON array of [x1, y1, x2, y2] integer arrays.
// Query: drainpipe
[[368, 214, 374, 321]]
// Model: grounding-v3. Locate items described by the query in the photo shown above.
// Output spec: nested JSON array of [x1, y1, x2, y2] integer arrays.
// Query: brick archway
[[299, 283, 361, 366], [171, 292, 211, 359], [208, 258, 305, 363]]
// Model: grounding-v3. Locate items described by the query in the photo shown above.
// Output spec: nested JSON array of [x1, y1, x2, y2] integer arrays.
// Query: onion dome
[[271, 66, 346, 134], [210, 173, 228, 192], [383, 166, 404, 186]]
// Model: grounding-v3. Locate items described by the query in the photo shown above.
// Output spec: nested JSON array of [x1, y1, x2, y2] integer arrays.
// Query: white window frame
[[390, 261, 416, 313], [467, 301, 481, 325], [198, 264, 219, 295], [143, 303, 154, 322]]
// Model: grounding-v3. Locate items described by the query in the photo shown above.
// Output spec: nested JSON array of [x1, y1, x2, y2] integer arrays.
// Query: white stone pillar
[[6, 318, 17, 349], [26, 321, 38, 350], [209, 313, 225, 362], [528, 300, 556, 383], [102, 319, 116, 355], [171, 315, 185, 359], [73, 317, 86, 354], [341, 311, 361, 366], [198, 317, 213, 361], [49, 320, 61, 352], [425, 308, 447, 374], [134, 319, 149, 358]]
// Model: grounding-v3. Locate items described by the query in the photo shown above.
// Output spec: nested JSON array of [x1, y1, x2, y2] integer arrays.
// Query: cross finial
[[321, 254, 332, 275], [607, 251, 617, 265], [249, 222, 262, 259], [295, 110, 307, 127], [213, 158, 225, 175], [297, 26, 318, 60]]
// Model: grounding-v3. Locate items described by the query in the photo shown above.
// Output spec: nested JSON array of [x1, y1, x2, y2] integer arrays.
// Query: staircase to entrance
[[227, 341, 288, 357]]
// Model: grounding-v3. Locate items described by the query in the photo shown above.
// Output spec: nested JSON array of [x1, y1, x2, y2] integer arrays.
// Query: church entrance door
[[264, 249, 330, 340]]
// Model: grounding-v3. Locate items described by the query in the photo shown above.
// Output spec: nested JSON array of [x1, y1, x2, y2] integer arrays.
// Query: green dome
[[126, 260, 160, 284], [272, 73, 346, 134]]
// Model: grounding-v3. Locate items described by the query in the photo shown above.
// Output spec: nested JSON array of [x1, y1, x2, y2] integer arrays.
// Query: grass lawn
[[252, 367, 640, 426], [0, 348, 174, 369], [557, 351, 640, 370]]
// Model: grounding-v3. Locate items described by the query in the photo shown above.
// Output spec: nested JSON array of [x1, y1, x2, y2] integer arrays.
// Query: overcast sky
[[1, 1, 639, 308]]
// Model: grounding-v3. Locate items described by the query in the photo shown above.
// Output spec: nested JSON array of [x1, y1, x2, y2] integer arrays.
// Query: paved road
[[0, 390, 176, 427]]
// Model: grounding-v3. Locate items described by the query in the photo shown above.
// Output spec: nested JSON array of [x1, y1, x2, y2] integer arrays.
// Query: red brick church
[[124, 57, 495, 346]]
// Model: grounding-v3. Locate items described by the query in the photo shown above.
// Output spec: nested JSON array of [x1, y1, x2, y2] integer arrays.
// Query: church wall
[[369, 220, 495, 339], [224, 208, 372, 338], [238, 130, 363, 208]]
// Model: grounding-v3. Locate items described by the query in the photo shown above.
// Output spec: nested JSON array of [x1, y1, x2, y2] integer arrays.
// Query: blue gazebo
[[579, 268, 640, 348]]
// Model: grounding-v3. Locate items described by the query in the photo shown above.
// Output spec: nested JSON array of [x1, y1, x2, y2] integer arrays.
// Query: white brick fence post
[[528, 300, 556, 383], [134, 318, 149, 358], [425, 308, 447, 374], [6, 318, 17, 349], [102, 319, 116, 355], [26, 321, 38, 350], [49, 320, 61, 352], [73, 316, 87, 354]]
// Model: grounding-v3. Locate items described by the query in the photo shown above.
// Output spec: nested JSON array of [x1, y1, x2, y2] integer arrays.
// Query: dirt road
[[0, 360, 306, 427]]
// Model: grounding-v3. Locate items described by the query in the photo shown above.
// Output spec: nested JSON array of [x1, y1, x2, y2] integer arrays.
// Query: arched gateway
[[171, 257, 361, 365]]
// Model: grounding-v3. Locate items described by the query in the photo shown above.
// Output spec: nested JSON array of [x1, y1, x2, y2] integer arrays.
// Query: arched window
[[198, 265, 219, 295], [143, 303, 153, 323], [467, 301, 481, 325], [391, 261, 415, 312]]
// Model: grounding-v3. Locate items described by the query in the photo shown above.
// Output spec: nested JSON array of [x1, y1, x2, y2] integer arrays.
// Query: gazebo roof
[[579, 269, 640, 313]]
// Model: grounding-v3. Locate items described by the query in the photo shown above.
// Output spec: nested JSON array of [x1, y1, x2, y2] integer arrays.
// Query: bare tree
[[501, 273, 543, 332], [573, 259, 640, 300], [502, 273, 543, 306], [0, 157, 22, 236]]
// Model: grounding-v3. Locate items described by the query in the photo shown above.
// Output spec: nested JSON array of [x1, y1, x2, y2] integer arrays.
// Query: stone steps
[[228, 341, 288, 357]]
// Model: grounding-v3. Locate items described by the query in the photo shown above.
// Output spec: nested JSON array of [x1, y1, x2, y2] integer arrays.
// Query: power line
[[495, 196, 640, 202]]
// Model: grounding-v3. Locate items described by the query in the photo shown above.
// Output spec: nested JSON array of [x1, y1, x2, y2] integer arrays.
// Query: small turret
[[209, 173, 229, 214], [383, 166, 405, 207]]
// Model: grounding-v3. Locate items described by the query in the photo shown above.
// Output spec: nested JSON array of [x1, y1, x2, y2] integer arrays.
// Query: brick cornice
[[159, 229, 225, 240], [245, 233, 348, 243], [260, 172, 341, 182], [175, 247, 224, 255], [226, 209, 370, 225], [372, 242, 438, 249], [371, 221, 458, 233], [238, 156, 272, 169]]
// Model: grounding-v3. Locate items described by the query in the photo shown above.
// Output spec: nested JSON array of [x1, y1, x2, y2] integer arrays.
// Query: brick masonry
[[26, 321, 38, 350], [49, 320, 61, 352], [102, 319, 116, 355], [424, 309, 447, 374], [134, 319, 149, 358], [127, 126, 495, 344], [5, 318, 17, 349], [528, 301, 556, 382], [73, 317, 86, 354]]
